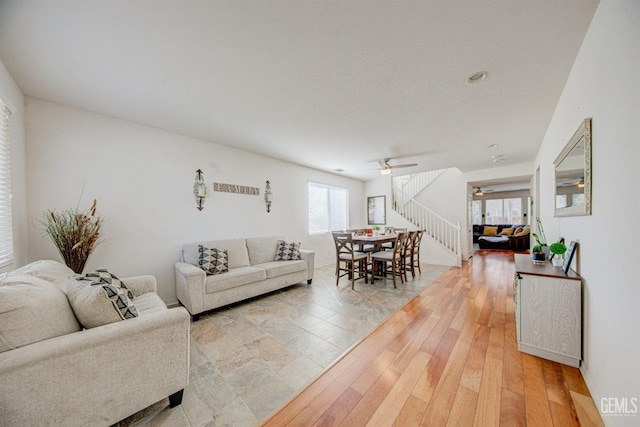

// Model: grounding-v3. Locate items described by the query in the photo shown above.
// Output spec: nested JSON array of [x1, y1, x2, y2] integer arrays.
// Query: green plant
[[372, 225, 380, 231], [38, 199, 103, 274], [549, 241, 567, 255], [532, 244, 543, 253], [532, 217, 548, 246]]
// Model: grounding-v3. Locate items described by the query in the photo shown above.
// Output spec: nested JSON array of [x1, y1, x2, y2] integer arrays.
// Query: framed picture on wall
[[367, 195, 386, 225], [563, 240, 579, 274]]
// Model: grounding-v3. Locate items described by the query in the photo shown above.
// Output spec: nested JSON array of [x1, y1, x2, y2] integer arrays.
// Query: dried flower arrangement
[[38, 199, 103, 274]]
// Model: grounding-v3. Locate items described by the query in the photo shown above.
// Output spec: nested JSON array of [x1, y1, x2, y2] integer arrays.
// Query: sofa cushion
[[7, 260, 76, 291], [184, 238, 250, 269], [84, 268, 134, 300], [247, 236, 284, 265], [198, 246, 229, 275], [205, 266, 266, 294], [0, 274, 82, 353], [514, 226, 530, 237], [256, 260, 307, 279], [67, 276, 139, 329], [483, 226, 498, 235], [134, 292, 167, 316], [499, 227, 515, 235], [274, 240, 301, 261]]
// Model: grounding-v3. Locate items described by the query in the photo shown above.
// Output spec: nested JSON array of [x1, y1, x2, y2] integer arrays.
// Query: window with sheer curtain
[[0, 99, 13, 268], [308, 182, 348, 234]]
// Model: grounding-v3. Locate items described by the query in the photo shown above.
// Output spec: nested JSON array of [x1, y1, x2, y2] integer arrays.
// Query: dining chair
[[401, 230, 417, 281], [382, 227, 407, 250], [371, 232, 407, 288], [408, 230, 424, 277], [332, 232, 369, 289]]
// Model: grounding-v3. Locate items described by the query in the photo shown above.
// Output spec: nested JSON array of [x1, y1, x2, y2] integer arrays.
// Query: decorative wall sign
[[213, 182, 260, 195]]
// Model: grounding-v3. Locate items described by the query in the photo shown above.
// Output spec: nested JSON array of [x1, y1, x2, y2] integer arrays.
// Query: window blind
[[0, 100, 13, 268], [308, 182, 348, 234]]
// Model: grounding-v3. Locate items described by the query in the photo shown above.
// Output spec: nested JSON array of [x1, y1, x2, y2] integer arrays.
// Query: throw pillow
[[67, 275, 139, 329], [274, 240, 301, 261], [514, 226, 524, 234], [499, 228, 515, 236], [0, 275, 82, 353], [483, 226, 498, 235], [198, 245, 229, 275], [514, 226, 531, 237], [85, 268, 134, 299]]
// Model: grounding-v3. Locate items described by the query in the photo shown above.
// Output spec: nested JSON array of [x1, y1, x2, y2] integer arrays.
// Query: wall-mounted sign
[[213, 182, 260, 195]]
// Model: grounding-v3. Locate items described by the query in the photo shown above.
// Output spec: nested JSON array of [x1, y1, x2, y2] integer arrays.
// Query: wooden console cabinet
[[514, 253, 582, 367]]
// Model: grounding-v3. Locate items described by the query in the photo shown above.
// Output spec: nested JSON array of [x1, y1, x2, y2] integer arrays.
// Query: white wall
[[0, 58, 27, 271], [25, 98, 364, 303], [533, 1, 639, 424]]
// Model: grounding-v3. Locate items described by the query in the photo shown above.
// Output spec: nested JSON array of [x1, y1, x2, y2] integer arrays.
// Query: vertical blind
[[308, 182, 348, 234], [0, 100, 13, 268]]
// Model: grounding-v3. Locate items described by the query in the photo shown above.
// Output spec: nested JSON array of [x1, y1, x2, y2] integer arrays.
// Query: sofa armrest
[[300, 249, 315, 283], [174, 261, 206, 315], [0, 307, 190, 426], [122, 274, 158, 296]]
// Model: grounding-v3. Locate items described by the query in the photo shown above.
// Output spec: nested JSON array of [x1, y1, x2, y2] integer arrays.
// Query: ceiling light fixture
[[380, 168, 392, 175], [466, 71, 488, 85], [474, 187, 483, 196]]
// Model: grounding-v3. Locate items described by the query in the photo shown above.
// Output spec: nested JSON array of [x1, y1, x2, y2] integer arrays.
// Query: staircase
[[392, 171, 462, 266]]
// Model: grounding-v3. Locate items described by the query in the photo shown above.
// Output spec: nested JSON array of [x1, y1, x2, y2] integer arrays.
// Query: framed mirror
[[367, 195, 386, 225], [554, 118, 592, 217]]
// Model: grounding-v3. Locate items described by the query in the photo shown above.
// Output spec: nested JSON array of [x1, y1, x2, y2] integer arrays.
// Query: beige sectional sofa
[[0, 260, 190, 427], [174, 236, 315, 320]]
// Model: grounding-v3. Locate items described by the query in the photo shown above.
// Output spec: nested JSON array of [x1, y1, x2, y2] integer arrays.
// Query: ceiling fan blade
[[389, 163, 418, 169], [378, 160, 388, 168]]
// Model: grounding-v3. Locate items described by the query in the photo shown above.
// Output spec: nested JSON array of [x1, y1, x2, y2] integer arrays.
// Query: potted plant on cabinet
[[549, 241, 567, 267], [532, 217, 548, 261], [532, 244, 546, 263]]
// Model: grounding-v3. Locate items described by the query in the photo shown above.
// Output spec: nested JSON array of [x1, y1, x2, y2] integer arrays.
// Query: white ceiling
[[0, 0, 598, 181]]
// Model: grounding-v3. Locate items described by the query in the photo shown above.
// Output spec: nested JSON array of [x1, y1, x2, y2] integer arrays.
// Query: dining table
[[351, 234, 397, 252]]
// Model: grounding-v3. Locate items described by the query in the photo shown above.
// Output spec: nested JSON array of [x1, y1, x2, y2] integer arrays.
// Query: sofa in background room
[[473, 224, 531, 250]]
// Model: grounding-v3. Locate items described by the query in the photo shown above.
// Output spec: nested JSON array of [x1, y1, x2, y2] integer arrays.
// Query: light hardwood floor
[[260, 250, 603, 427]]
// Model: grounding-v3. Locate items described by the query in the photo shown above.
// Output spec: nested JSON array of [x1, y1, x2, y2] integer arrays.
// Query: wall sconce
[[264, 180, 273, 213], [193, 169, 207, 211]]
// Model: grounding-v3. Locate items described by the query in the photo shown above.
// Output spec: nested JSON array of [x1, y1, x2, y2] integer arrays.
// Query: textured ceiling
[[0, 0, 599, 181]]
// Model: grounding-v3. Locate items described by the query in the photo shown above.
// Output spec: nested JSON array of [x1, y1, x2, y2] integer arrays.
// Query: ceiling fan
[[377, 158, 418, 175]]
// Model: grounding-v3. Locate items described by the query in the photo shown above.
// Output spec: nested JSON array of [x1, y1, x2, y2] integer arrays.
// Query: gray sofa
[[0, 260, 190, 427], [174, 236, 315, 320]]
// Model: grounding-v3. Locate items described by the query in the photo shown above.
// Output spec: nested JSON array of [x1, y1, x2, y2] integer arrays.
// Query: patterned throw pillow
[[85, 268, 134, 299], [198, 245, 229, 275], [274, 240, 301, 261], [67, 272, 139, 329]]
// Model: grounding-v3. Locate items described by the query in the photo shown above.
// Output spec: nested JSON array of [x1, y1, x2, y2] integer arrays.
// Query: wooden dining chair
[[332, 232, 369, 289], [408, 230, 424, 277], [371, 232, 407, 288], [401, 230, 417, 281]]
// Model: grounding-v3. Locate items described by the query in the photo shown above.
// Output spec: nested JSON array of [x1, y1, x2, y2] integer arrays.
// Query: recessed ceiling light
[[488, 144, 499, 149], [335, 168, 344, 172], [466, 71, 488, 85], [491, 154, 505, 163]]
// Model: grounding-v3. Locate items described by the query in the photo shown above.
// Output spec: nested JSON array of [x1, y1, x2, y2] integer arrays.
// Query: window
[[0, 99, 13, 268], [471, 200, 483, 224], [308, 182, 348, 234], [484, 198, 523, 224]]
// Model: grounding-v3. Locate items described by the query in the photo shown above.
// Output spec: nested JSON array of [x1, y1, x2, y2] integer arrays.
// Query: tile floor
[[116, 262, 448, 427]]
